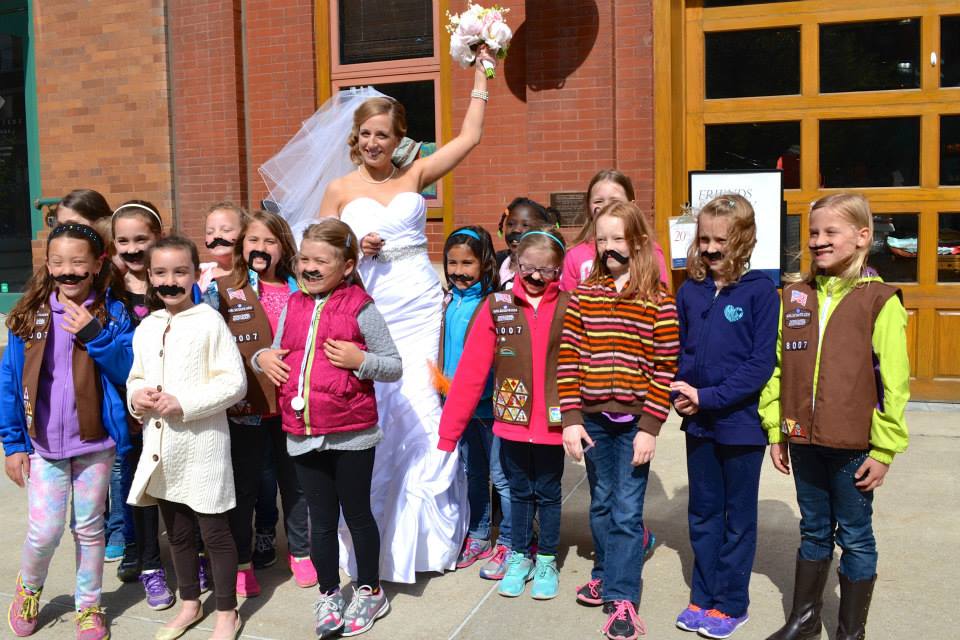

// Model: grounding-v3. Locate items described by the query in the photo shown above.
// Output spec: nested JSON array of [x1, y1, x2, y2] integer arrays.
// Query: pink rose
[[483, 20, 512, 51]]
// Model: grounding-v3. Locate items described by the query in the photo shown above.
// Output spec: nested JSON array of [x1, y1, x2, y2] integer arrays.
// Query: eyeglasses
[[518, 264, 560, 280]]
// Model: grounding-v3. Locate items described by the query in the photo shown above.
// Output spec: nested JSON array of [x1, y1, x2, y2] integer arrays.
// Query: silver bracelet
[[470, 89, 489, 102]]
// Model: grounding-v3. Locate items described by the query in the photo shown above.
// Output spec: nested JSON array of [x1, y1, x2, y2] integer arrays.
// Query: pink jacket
[[438, 281, 564, 450], [560, 240, 670, 292]]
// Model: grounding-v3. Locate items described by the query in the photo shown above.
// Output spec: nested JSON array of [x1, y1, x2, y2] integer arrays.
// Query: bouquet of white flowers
[[446, 3, 512, 78]]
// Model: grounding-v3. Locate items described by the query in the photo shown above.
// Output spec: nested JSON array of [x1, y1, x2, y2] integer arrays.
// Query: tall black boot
[[836, 571, 875, 640], [765, 555, 833, 640]]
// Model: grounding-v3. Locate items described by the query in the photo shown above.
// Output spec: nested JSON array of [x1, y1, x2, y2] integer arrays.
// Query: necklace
[[358, 165, 397, 184]]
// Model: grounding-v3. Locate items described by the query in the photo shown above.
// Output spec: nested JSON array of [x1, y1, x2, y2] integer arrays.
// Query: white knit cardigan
[[126, 303, 246, 514]]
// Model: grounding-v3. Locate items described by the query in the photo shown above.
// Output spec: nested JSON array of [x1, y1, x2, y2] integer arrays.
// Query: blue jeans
[[459, 418, 511, 547], [498, 440, 563, 557], [583, 413, 650, 603], [686, 435, 765, 617], [790, 444, 877, 581], [252, 417, 310, 556], [105, 452, 134, 548]]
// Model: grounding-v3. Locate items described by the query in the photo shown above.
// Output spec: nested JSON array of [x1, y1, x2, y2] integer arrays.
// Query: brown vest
[[487, 290, 568, 426], [217, 277, 277, 416], [779, 281, 900, 449], [21, 304, 105, 441]]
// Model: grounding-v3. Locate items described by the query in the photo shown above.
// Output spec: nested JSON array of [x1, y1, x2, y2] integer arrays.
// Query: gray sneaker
[[341, 585, 390, 637], [314, 589, 346, 639]]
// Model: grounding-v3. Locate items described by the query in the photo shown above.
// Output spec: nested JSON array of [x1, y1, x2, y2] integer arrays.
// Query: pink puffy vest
[[279, 283, 379, 436]]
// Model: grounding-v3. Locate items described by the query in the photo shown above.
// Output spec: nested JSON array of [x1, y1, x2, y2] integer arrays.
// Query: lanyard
[[293, 296, 325, 411]]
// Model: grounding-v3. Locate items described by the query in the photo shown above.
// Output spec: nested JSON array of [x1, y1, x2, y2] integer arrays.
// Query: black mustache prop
[[505, 232, 523, 246], [205, 237, 235, 249], [247, 250, 272, 271], [448, 273, 475, 284], [810, 244, 832, 252], [702, 250, 723, 261], [156, 284, 187, 297], [120, 250, 145, 263], [602, 250, 630, 265], [522, 273, 545, 287], [53, 273, 90, 285], [302, 270, 324, 282]]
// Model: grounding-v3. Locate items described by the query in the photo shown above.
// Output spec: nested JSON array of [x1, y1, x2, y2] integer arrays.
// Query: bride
[[276, 47, 496, 584]]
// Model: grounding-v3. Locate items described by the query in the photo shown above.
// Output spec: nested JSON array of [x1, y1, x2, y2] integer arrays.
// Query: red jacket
[[438, 281, 564, 450]]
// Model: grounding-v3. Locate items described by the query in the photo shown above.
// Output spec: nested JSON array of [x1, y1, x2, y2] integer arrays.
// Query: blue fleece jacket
[[674, 270, 779, 445], [442, 282, 493, 419], [1, 296, 134, 458]]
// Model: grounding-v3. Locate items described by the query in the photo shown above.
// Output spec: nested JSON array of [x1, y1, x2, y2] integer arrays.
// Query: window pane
[[942, 116, 960, 186], [339, 0, 433, 65], [871, 214, 918, 283], [0, 32, 31, 291], [939, 213, 960, 283], [820, 18, 920, 93], [784, 214, 801, 275], [705, 27, 800, 99], [942, 16, 960, 88], [820, 117, 920, 188], [705, 121, 801, 188]]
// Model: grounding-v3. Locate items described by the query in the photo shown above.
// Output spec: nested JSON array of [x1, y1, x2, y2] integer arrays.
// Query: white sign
[[688, 170, 784, 283], [669, 218, 697, 269]]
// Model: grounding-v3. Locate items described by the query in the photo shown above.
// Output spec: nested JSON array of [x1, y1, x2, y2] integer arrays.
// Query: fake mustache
[[702, 250, 723, 261], [205, 237, 235, 249], [810, 244, 832, 252], [247, 250, 272, 271], [505, 232, 523, 246], [53, 273, 90, 285], [448, 273, 475, 284], [602, 250, 630, 265], [522, 273, 545, 287], [301, 270, 324, 282], [155, 284, 186, 297], [120, 250, 145, 263]]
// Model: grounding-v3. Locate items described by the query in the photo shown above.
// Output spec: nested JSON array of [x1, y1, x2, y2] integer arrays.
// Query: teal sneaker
[[497, 551, 534, 597], [530, 554, 559, 600]]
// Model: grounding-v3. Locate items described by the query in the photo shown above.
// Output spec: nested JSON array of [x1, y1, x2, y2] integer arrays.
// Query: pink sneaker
[[289, 555, 318, 588], [236, 566, 261, 598], [75, 606, 109, 640], [8, 574, 41, 637]]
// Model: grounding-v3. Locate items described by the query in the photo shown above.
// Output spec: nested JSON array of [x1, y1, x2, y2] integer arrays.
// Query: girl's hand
[[154, 393, 183, 419], [132, 388, 158, 414], [61, 298, 95, 335], [562, 424, 593, 462], [360, 233, 384, 257], [475, 45, 497, 77], [854, 457, 889, 492], [670, 381, 700, 409], [324, 339, 365, 370], [4, 452, 30, 488], [257, 349, 291, 386], [674, 395, 698, 416], [632, 430, 656, 466], [770, 442, 791, 475]]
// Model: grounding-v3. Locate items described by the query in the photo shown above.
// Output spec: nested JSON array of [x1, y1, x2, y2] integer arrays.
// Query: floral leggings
[[20, 449, 114, 610]]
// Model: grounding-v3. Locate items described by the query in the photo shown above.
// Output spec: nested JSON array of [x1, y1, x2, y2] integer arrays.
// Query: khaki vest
[[779, 281, 900, 449], [487, 290, 568, 426], [217, 277, 277, 416]]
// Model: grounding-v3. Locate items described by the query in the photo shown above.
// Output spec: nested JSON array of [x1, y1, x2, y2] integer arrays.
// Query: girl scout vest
[[779, 280, 900, 449], [216, 277, 277, 416]]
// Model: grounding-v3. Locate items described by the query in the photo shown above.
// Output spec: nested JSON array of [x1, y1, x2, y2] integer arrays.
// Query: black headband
[[49, 222, 105, 255]]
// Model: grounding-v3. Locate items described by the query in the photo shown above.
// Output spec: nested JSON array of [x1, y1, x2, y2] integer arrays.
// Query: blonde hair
[[300, 218, 362, 286], [515, 226, 566, 267], [347, 97, 408, 165], [572, 169, 636, 246], [788, 192, 874, 285], [686, 194, 757, 283], [586, 201, 661, 302], [205, 201, 249, 226]]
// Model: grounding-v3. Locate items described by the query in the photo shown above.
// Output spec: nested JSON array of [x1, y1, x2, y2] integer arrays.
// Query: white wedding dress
[[340, 191, 468, 584]]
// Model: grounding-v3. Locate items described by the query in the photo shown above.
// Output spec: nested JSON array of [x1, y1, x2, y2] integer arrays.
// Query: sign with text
[[550, 192, 588, 228]]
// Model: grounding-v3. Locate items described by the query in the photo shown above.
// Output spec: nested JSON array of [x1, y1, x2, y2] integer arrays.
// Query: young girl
[[2, 223, 133, 640], [126, 236, 246, 640], [253, 219, 401, 638], [559, 201, 679, 640], [669, 195, 779, 638], [437, 226, 512, 578], [759, 193, 909, 640], [439, 228, 569, 601], [495, 197, 554, 289], [560, 170, 669, 292], [218, 210, 314, 596], [49, 188, 112, 229], [199, 202, 248, 303]]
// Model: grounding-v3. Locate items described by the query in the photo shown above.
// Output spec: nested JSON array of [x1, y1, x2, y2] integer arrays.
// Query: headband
[[112, 203, 163, 227], [451, 228, 481, 241], [519, 230, 565, 253], [50, 222, 105, 255]]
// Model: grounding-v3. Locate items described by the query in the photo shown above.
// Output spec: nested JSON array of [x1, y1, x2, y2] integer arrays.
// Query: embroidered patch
[[781, 417, 808, 439], [227, 288, 246, 301], [495, 378, 529, 420], [784, 307, 812, 329], [494, 293, 512, 303], [548, 406, 561, 422], [723, 305, 744, 323], [494, 313, 515, 323], [498, 347, 516, 357], [790, 289, 808, 306]]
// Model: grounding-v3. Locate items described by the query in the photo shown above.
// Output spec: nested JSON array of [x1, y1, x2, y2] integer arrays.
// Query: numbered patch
[[496, 325, 523, 336], [234, 332, 260, 343], [784, 340, 809, 351]]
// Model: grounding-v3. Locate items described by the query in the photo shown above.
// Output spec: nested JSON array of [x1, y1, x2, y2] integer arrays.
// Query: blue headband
[[519, 230, 565, 254], [451, 228, 481, 241], [50, 222, 105, 255]]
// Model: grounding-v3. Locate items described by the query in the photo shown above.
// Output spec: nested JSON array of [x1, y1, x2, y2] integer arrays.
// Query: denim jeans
[[459, 417, 511, 547], [498, 440, 563, 557], [253, 417, 310, 557], [583, 413, 651, 604], [790, 443, 877, 581], [686, 435, 765, 617], [105, 451, 134, 548]]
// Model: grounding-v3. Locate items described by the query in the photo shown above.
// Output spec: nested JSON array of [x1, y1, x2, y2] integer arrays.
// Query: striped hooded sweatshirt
[[558, 276, 680, 435]]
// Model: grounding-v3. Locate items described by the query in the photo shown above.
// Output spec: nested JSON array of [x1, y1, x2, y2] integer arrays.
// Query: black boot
[[765, 555, 832, 640], [116, 542, 142, 583], [836, 571, 875, 640]]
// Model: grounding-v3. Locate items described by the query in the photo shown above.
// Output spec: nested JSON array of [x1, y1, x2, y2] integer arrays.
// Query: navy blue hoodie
[[674, 270, 779, 445]]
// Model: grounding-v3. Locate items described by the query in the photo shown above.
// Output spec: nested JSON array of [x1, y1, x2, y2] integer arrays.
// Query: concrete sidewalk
[[0, 410, 954, 640]]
